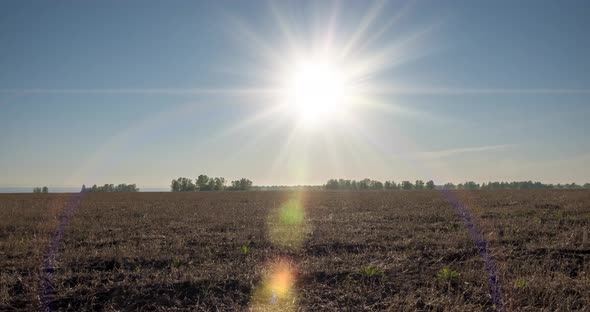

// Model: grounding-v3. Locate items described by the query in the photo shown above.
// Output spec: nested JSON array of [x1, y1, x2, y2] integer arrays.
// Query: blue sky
[[1, 0, 589, 188]]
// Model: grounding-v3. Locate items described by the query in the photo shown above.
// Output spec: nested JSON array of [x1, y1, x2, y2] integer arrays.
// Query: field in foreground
[[0, 190, 589, 311]]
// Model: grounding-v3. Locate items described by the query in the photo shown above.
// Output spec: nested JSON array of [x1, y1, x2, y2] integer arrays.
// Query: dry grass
[[0, 190, 588, 311]]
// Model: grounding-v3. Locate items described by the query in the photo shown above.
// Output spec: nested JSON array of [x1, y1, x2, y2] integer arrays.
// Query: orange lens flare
[[269, 262, 294, 296], [251, 259, 297, 311]]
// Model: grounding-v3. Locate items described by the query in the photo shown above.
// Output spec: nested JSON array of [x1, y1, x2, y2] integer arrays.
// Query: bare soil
[[1, 190, 589, 311]]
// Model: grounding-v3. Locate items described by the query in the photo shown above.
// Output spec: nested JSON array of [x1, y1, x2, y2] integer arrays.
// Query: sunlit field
[[1, 190, 589, 311], [1, 1, 590, 311]]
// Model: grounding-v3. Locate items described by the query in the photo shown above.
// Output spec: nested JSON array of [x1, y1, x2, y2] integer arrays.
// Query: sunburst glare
[[219, 0, 431, 135], [279, 56, 356, 128]]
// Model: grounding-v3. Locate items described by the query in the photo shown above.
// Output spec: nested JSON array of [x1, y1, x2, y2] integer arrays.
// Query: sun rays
[[220, 5, 433, 308], [52, 1, 444, 191], [199, 1, 439, 183]]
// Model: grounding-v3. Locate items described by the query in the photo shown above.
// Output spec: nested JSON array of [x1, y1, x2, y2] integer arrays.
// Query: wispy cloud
[[418, 144, 513, 159]]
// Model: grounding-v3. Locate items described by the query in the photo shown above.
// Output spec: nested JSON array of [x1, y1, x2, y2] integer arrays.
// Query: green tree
[[415, 180, 425, 190], [325, 179, 339, 189], [443, 183, 456, 190], [426, 180, 435, 190], [359, 178, 371, 190], [170, 179, 180, 192], [196, 175, 210, 191], [230, 178, 253, 191], [372, 180, 384, 190], [213, 177, 225, 191], [401, 181, 413, 190], [384, 180, 393, 189], [170, 177, 196, 192], [207, 178, 216, 191]]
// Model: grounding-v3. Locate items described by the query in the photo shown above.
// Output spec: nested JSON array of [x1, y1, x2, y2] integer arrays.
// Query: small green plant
[[436, 268, 459, 282], [171, 258, 182, 269], [556, 211, 564, 219], [135, 264, 142, 273], [515, 279, 527, 289], [362, 265, 383, 277], [241, 245, 249, 254]]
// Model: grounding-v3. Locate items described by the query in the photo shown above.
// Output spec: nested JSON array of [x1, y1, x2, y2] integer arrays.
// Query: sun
[[281, 58, 354, 128]]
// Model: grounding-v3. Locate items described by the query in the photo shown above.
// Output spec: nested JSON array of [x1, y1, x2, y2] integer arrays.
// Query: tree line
[[325, 179, 590, 190], [170, 175, 253, 192], [81, 184, 139, 192], [444, 181, 590, 190], [33, 186, 49, 193], [325, 179, 435, 190]]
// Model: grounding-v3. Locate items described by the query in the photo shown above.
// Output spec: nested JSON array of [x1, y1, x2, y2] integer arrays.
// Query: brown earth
[[0, 190, 589, 311]]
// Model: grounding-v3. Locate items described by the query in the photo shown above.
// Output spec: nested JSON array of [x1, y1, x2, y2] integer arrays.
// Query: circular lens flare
[[251, 259, 298, 311], [267, 198, 310, 249]]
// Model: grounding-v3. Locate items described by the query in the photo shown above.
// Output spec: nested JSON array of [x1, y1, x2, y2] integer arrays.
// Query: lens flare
[[251, 259, 297, 311], [267, 197, 311, 250]]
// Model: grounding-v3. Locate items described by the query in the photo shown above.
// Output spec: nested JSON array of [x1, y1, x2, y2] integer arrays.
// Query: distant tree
[[567, 182, 581, 189], [339, 179, 353, 189], [171, 175, 247, 191], [213, 177, 225, 191], [326, 179, 339, 190], [178, 177, 196, 191], [358, 178, 371, 190], [384, 180, 396, 190], [401, 181, 413, 190], [230, 178, 253, 191], [325, 178, 387, 190], [196, 175, 210, 191], [443, 182, 456, 190], [320, 178, 583, 191], [115, 184, 138, 192], [373, 180, 384, 190], [170, 179, 179, 192], [33, 187, 42, 193], [415, 180, 425, 190], [426, 180, 435, 190], [239, 178, 253, 191], [207, 178, 216, 191], [42, 186, 48, 193], [392, 181, 399, 190], [82, 183, 139, 192]]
